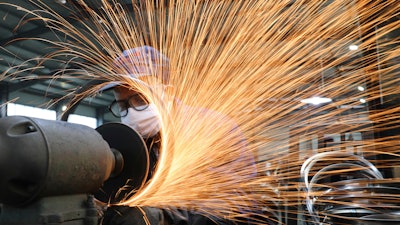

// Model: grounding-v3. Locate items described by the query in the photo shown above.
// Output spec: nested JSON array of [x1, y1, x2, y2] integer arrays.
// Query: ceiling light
[[357, 86, 365, 91], [349, 44, 358, 51], [360, 98, 366, 104], [301, 97, 332, 105], [61, 105, 67, 111]]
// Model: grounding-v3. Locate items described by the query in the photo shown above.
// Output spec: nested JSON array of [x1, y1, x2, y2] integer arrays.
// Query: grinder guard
[[95, 122, 149, 203]]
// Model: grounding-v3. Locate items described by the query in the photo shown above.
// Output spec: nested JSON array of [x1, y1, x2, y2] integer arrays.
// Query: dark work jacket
[[144, 134, 161, 182]]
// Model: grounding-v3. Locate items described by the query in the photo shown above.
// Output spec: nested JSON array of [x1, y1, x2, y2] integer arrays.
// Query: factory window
[[6, 103, 97, 128], [67, 114, 97, 128], [7, 103, 56, 120]]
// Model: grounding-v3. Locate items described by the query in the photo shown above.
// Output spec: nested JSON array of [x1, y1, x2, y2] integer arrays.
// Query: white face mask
[[120, 104, 161, 138]]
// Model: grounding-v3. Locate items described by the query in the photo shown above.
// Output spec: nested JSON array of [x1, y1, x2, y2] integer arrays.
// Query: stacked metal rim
[[323, 180, 400, 225], [300, 152, 400, 224]]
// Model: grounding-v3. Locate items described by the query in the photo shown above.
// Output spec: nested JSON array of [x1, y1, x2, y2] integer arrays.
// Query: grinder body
[[0, 116, 149, 225]]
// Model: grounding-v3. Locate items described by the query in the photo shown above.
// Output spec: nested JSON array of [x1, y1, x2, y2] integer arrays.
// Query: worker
[[100, 46, 257, 225]]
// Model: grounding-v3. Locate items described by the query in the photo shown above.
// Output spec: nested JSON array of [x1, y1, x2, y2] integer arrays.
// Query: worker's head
[[105, 46, 170, 138], [114, 45, 170, 85], [101, 45, 170, 90]]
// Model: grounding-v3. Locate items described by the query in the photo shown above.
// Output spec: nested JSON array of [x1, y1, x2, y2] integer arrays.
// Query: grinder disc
[[95, 122, 149, 203]]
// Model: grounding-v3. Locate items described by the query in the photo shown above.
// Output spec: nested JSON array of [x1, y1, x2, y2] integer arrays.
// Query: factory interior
[[0, 1, 399, 225]]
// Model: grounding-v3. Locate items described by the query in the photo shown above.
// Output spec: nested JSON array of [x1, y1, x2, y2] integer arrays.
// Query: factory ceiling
[[0, 0, 139, 120]]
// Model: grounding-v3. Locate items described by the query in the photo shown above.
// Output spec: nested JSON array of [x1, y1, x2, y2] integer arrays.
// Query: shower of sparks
[[1, 0, 400, 224]]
